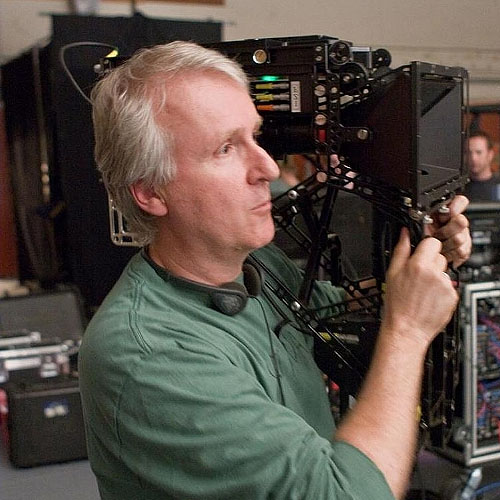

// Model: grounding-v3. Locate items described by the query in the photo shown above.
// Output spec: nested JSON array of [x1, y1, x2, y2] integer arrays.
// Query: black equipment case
[[1, 376, 87, 467], [0, 288, 87, 342], [0, 288, 86, 385], [0, 288, 88, 466]]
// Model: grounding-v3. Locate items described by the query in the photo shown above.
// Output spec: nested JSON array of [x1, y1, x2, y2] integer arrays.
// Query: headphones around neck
[[146, 249, 264, 316], [210, 262, 263, 316]]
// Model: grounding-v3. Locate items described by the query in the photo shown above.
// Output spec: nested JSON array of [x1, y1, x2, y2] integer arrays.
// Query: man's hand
[[425, 194, 471, 268], [328, 153, 471, 268], [383, 227, 459, 348], [335, 227, 462, 500]]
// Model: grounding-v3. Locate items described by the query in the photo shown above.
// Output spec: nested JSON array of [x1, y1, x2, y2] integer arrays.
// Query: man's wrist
[[377, 319, 432, 359]]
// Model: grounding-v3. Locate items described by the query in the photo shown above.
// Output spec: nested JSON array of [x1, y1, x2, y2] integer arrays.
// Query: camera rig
[[208, 35, 469, 448], [98, 34, 469, 448]]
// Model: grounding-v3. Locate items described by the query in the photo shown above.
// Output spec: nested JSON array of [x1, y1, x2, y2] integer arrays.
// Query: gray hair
[[91, 40, 249, 245]]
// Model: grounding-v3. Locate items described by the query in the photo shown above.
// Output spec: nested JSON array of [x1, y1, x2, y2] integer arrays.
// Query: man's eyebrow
[[224, 118, 263, 138]]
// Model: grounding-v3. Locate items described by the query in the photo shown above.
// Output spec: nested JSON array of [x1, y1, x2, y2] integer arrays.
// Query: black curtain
[[2, 14, 221, 314], [1, 45, 59, 285]]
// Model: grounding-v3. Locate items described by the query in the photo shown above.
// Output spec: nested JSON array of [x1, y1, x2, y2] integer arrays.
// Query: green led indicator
[[260, 75, 281, 82]]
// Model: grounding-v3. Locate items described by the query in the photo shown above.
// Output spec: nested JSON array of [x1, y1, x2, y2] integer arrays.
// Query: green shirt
[[79, 245, 394, 499]]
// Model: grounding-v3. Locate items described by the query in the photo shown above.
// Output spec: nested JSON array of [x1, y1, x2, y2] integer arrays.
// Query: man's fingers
[[447, 194, 469, 217], [388, 227, 411, 276], [433, 195, 470, 224], [412, 235, 443, 260], [433, 213, 469, 241]]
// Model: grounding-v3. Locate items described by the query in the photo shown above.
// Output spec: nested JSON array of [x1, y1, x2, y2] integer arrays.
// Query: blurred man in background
[[465, 130, 500, 202]]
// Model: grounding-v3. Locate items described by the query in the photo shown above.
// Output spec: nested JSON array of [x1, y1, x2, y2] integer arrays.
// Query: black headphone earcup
[[210, 261, 264, 315], [242, 262, 263, 297], [211, 282, 249, 316]]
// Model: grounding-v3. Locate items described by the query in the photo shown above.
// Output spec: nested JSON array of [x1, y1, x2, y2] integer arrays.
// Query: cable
[[59, 41, 119, 105], [255, 296, 286, 406], [472, 481, 500, 498]]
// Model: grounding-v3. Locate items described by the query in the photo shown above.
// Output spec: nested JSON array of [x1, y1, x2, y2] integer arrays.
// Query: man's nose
[[248, 144, 280, 183]]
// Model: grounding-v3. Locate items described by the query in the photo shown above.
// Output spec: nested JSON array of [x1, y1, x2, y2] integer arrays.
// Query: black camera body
[[209, 35, 468, 214], [209, 35, 389, 157]]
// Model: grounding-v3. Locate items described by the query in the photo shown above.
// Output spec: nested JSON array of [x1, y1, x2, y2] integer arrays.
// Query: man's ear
[[130, 182, 168, 216]]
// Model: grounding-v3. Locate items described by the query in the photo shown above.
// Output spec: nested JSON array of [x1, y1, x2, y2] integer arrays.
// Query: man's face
[[466, 136, 494, 181], [157, 72, 279, 258]]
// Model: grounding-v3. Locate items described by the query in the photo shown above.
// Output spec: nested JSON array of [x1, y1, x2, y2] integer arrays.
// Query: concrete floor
[[0, 444, 100, 500]]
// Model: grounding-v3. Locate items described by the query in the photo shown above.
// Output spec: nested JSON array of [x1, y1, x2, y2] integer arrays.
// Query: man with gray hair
[[79, 40, 471, 500]]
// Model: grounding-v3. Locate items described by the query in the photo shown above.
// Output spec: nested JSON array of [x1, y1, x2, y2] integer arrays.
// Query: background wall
[[0, 0, 499, 103]]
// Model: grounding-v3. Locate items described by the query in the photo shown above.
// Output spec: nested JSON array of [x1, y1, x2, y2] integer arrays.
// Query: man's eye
[[218, 143, 233, 155]]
